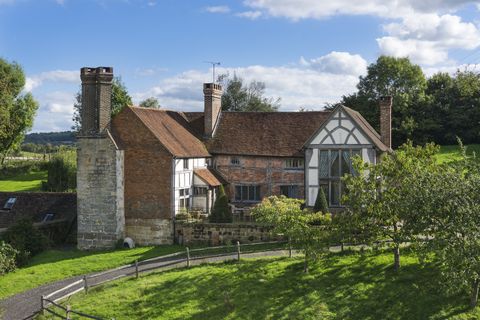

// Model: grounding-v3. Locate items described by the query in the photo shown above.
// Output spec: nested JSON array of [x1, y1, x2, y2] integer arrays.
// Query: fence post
[[41, 295, 45, 315], [83, 275, 88, 294], [135, 260, 139, 279], [288, 239, 292, 258], [186, 247, 190, 268], [236, 241, 241, 261], [66, 305, 71, 320]]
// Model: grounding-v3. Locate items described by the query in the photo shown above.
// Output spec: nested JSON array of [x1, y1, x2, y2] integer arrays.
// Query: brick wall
[[213, 155, 304, 204], [175, 221, 279, 246], [111, 107, 174, 245]]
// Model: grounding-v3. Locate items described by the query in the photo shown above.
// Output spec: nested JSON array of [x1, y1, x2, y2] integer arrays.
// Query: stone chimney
[[80, 67, 114, 136], [203, 83, 223, 138], [379, 96, 392, 149]]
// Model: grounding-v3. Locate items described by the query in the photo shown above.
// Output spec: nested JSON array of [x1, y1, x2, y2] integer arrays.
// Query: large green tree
[[340, 56, 427, 147], [0, 58, 39, 165], [218, 74, 280, 112], [139, 97, 161, 109], [72, 76, 132, 131]]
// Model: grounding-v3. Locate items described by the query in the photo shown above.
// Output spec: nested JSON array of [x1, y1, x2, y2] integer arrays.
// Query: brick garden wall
[[175, 221, 280, 246]]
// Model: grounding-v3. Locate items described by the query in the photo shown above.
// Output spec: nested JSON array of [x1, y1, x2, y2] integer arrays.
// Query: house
[[77, 67, 391, 250]]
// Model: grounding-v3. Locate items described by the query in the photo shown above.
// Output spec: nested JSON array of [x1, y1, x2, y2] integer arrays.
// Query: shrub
[[41, 150, 76, 192], [210, 185, 232, 223], [0, 241, 19, 275], [313, 188, 329, 213], [2, 219, 49, 265]]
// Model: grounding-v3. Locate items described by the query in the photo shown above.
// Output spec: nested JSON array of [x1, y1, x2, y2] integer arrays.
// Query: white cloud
[[25, 70, 78, 92], [300, 51, 367, 76], [31, 91, 76, 132], [205, 5, 230, 14], [235, 11, 262, 19], [133, 51, 366, 111]]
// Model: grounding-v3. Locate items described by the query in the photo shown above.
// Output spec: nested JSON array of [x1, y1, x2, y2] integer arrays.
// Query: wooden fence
[[35, 241, 290, 319]]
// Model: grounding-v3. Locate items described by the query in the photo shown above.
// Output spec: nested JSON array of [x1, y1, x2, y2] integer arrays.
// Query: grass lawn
[[0, 170, 47, 192], [0, 245, 183, 300], [44, 250, 479, 320], [436, 144, 480, 163]]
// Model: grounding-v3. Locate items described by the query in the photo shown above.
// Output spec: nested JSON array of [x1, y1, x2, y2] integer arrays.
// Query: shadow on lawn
[[107, 252, 472, 320]]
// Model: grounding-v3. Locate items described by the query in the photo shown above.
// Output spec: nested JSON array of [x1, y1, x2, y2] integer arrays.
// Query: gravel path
[[0, 249, 293, 320]]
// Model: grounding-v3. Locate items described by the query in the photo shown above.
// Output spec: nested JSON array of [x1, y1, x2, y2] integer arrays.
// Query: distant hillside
[[24, 131, 76, 145]]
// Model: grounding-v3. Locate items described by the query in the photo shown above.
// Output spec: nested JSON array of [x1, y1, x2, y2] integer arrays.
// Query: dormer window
[[3, 198, 16, 210], [285, 159, 304, 170]]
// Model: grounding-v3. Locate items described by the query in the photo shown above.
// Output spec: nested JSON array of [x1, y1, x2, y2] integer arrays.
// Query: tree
[[0, 58, 39, 165], [341, 56, 427, 147], [210, 185, 232, 223], [342, 142, 439, 272], [252, 196, 331, 273], [72, 76, 132, 131], [139, 97, 161, 109], [218, 74, 280, 112], [313, 188, 328, 213]]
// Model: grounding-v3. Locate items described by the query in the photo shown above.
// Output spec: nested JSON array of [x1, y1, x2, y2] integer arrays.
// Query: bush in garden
[[0, 241, 19, 275]]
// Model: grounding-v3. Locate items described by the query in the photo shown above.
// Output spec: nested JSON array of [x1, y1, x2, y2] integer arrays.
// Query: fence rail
[[38, 241, 290, 319]]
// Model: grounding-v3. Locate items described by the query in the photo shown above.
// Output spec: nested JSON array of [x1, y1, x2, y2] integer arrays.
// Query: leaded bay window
[[318, 149, 361, 206], [235, 185, 261, 202]]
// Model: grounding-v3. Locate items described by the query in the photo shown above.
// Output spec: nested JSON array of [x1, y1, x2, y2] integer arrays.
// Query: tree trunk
[[470, 279, 480, 308], [304, 251, 308, 273], [393, 245, 400, 272]]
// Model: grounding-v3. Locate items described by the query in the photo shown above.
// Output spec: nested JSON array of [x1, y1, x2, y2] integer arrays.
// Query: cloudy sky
[[1, 0, 480, 132]]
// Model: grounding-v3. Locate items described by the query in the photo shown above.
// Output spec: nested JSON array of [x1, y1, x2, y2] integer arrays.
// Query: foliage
[[41, 149, 76, 192], [252, 196, 331, 272], [0, 241, 18, 275], [0, 58, 39, 166], [1, 219, 49, 265], [139, 97, 161, 109], [210, 185, 232, 223], [313, 187, 328, 213], [342, 142, 440, 271], [0, 245, 183, 300], [47, 251, 480, 319], [72, 77, 132, 131], [23, 131, 75, 146], [218, 74, 280, 112]]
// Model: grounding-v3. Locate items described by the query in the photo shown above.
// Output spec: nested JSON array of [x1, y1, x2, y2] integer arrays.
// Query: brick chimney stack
[[80, 67, 114, 136], [379, 96, 393, 149], [203, 83, 223, 138]]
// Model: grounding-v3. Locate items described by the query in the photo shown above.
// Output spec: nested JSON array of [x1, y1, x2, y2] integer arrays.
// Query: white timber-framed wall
[[304, 106, 377, 207], [173, 158, 208, 214]]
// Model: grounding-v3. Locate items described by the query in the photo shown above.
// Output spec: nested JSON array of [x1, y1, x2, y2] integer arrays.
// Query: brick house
[[77, 67, 391, 249]]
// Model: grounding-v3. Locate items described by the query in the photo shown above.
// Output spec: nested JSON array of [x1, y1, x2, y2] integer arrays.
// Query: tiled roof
[[343, 106, 390, 152], [193, 168, 226, 186], [130, 107, 211, 158], [204, 112, 331, 157], [0, 192, 76, 229]]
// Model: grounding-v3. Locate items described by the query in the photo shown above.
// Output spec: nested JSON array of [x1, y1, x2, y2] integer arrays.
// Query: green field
[[0, 170, 47, 192], [43, 251, 479, 320], [0, 245, 182, 300], [436, 144, 480, 164]]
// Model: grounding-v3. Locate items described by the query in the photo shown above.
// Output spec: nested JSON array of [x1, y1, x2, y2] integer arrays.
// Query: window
[[179, 198, 190, 208], [230, 157, 240, 166], [194, 187, 208, 196], [285, 158, 304, 169], [3, 197, 16, 210], [42, 213, 55, 223], [179, 188, 190, 196], [280, 185, 299, 198], [178, 188, 190, 210], [318, 149, 361, 207], [183, 159, 190, 170], [235, 185, 261, 202]]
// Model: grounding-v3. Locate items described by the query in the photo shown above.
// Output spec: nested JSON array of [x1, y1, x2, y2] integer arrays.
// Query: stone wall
[[77, 136, 125, 250], [214, 155, 304, 204], [175, 221, 280, 246]]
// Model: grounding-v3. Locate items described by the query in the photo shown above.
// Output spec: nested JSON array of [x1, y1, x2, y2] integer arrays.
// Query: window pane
[[249, 186, 255, 200], [319, 183, 329, 205], [242, 186, 248, 201], [331, 181, 340, 206], [341, 150, 351, 176], [255, 186, 261, 200], [319, 151, 329, 177], [330, 151, 340, 177], [235, 186, 241, 201], [280, 186, 289, 197]]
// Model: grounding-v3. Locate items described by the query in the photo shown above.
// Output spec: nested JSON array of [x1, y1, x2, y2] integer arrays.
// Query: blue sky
[[1, 0, 480, 132]]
